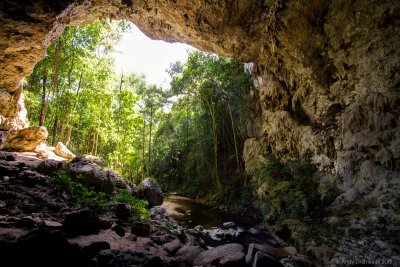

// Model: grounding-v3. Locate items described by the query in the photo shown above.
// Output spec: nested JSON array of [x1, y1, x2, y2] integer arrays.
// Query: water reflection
[[162, 195, 256, 229]]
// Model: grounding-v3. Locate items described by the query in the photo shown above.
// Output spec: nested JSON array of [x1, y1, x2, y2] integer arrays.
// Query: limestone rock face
[[0, 126, 48, 151]]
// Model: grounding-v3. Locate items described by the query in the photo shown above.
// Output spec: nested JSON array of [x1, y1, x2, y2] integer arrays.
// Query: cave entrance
[[21, 19, 255, 194]]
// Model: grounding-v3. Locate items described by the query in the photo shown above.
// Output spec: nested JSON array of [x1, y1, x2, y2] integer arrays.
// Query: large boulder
[[0, 126, 48, 151], [65, 156, 129, 194], [194, 243, 245, 267], [71, 155, 106, 167], [55, 142, 75, 159], [140, 178, 163, 207], [175, 245, 204, 264], [36, 159, 64, 175], [62, 210, 101, 237], [65, 160, 115, 194]]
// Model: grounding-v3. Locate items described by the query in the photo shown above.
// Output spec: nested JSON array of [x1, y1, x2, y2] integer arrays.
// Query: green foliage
[[113, 189, 150, 221], [152, 51, 255, 196], [50, 170, 109, 207], [253, 150, 321, 221], [50, 171, 150, 221]]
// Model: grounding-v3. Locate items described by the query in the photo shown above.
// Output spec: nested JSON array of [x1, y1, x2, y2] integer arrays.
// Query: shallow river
[[162, 195, 257, 229]]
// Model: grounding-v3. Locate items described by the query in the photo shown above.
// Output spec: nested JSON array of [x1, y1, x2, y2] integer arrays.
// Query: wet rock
[[162, 239, 182, 255], [115, 203, 132, 221], [175, 245, 204, 264], [131, 221, 150, 237], [194, 243, 245, 267], [223, 221, 235, 229], [111, 224, 126, 237], [36, 159, 63, 175], [140, 178, 163, 206], [200, 227, 238, 247], [62, 210, 101, 237], [149, 205, 167, 220], [55, 142, 75, 159]]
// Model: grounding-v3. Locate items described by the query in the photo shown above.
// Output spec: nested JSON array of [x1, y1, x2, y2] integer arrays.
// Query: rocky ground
[[0, 151, 314, 267]]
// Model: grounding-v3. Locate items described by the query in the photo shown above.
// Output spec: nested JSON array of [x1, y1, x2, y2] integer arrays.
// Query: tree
[[153, 51, 254, 194]]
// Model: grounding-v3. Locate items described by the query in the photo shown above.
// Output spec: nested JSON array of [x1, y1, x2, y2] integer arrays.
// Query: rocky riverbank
[[0, 151, 315, 267]]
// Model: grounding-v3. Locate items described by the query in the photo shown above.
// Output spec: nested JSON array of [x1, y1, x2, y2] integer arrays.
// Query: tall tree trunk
[[94, 130, 99, 156], [207, 98, 221, 191], [65, 122, 73, 147], [52, 39, 62, 95], [147, 106, 154, 177], [52, 116, 59, 146], [65, 72, 83, 147], [116, 73, 124, 168], [39, 71, 48, 126], [141, 116, 146, 180], [227, 102, 242, 177], [185, 103, 189, 179], [59, 116, 66, 143]]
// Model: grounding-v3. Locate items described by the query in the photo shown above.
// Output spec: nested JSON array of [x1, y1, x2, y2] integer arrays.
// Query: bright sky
[[110, 25, 195, 88]]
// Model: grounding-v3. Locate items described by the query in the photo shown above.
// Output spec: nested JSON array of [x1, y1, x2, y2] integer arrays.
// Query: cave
[[1, 0, 399, 266]]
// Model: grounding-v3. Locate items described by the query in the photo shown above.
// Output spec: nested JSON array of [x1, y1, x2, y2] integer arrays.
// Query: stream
[[162, 195, 295, 257], [162, 195, 257, 229]]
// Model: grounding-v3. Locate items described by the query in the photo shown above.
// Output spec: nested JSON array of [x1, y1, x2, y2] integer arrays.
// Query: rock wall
[[1, 0, 399, 263]]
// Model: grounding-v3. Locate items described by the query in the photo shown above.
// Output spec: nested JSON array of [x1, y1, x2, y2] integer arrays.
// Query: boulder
[[62, 210, 101, 237], [111, 224, 126, 237], [0, 126, 48, 152], [36, 159, 63, 175], [140, 178, 163, 206], [82, 241, 110, 259], [65, 156, 130, 194], [200, 227, 238, 247], [194, 243, 245, 267], [175, 245, 204, 264], [115, 203, 132, 221], [131, 221, 151, 237], [71, 155, 106, 167], [162, 239, 182, 255], [55, 142, 75, 159], [223, 221, 236, 229], [65, 160, 115, 194]]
